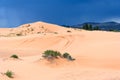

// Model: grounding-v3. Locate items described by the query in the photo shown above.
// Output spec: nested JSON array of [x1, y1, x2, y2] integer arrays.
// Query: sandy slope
[[0, 22, 120, 80]]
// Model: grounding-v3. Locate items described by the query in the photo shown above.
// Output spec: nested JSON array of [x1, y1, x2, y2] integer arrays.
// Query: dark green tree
[[82, 24, 93, 30], [89, 24, 93, 30], [82, 24, 89, 30]]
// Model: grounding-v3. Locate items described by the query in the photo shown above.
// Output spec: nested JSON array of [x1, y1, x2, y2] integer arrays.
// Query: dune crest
[[0, 21, 67, 37]]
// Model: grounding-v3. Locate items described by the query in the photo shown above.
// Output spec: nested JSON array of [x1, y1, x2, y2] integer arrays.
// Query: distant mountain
[[63, 21, 120, 31]]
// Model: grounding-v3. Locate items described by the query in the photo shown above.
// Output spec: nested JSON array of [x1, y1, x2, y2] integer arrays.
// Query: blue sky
[[0, 0, 120, 27]]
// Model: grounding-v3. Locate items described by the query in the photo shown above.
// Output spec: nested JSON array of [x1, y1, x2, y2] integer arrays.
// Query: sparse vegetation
[[54, 32, 58, 34], [67, 30, 71, 32], [10, 54, 19, 59], [63, 53, 70, 58], [31, 28, 34, 31], [37, 32, 41, 34], [42, 50, 75, 61], [41, 26, 44, 28], [4, 70, 14, 78], [16, 33, 22, 36], [42, 50, 62, 59], [63, 52, 75, 61]]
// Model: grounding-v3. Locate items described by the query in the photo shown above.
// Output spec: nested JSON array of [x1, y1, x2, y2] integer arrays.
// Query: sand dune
[[0, 21, 67, 37], [0, 21, 120, 80]]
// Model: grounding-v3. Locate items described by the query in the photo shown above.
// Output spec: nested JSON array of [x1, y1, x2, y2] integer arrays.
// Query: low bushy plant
[[54, 32, 58, 34], [16, 33, 22, 36], [63, 53, 70, 58], [10, 54, 19, 59], [42, 50, 62, 59], [42, 50, 75, 61], [67, 30, 71, 32], [63, 52, 75, 61], [4, 70, 14, 78]]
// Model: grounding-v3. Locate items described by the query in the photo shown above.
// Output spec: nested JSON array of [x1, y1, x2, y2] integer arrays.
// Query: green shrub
[[4, 70, 14, 78], [10, 54, 19, 59], [63, 53, 70, 58], [42, 50, 75, 61], [63, 52, 75, 61], [42, 50, 62, 59], [82, 24, 93, 30]]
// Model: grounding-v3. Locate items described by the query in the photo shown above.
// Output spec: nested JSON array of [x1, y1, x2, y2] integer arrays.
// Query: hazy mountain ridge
[[64, 21, 120, 30]]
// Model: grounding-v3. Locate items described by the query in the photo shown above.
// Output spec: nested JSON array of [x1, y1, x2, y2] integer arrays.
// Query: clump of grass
[[4, 70, 14, 78], [10, 54, 19, 59]]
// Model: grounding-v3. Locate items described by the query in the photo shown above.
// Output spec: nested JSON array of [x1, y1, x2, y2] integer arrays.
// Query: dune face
[[0, 21, 120, 80]]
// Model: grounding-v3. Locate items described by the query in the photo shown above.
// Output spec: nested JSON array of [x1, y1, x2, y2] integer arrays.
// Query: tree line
[[82, 24, 100, 30]]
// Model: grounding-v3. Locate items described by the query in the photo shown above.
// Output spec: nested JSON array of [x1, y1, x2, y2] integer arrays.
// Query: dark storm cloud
[[0, 0, 120, 27]]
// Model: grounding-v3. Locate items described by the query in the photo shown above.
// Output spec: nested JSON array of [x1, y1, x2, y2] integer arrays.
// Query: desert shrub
[[10, 54, 19, 59], [4, 70, 14, 78], [42, 50, 75, 61], [63, 52, 75, 61], [41, 26, 44, 28], [42, 50, 62, 59], [67, 30, 71, 32], [37, 32, 41, 34], [54, 32, 58, 34], [16, 33, 22, 36], [31, 28, 34, 31], [63, 53, 70, 58]]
